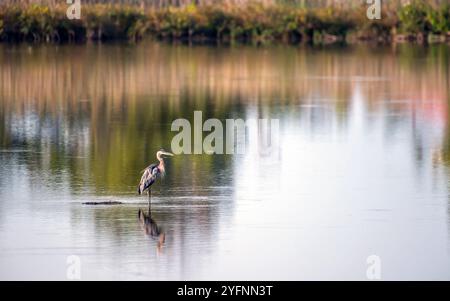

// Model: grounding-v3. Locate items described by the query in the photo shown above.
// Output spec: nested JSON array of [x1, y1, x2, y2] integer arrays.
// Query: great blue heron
[[137, 149, 174, 206]]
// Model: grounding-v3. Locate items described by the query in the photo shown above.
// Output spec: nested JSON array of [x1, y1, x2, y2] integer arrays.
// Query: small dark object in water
[[82, 201, 122, 205]]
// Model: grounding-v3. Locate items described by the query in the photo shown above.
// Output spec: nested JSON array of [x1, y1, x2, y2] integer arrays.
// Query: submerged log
[[82, 201, 123, 205]]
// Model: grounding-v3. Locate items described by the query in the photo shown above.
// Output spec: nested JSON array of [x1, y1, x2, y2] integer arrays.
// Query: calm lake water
[[0, 42, 450, 280]]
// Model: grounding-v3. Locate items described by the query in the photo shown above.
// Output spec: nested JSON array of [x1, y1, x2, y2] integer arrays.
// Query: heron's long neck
[[158, 159, 165, 173]]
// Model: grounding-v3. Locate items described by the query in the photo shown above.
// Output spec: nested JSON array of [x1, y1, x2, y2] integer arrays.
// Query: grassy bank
[[0, 2, 449, 44]]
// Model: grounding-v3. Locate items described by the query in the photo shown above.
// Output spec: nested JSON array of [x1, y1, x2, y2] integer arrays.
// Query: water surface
[[0, 42, 450, 280]]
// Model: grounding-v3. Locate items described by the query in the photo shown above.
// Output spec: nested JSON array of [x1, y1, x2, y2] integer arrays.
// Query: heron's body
[[137, 150, 173, 198], [137, 162, 162, 195]]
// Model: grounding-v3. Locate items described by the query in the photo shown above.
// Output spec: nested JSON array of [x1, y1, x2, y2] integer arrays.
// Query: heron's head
[[156, 149, 174, 161]]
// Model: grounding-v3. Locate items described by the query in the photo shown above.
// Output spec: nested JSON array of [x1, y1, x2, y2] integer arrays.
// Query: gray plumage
[[137, 163, 160, 195], [137, 149, 173, 196]]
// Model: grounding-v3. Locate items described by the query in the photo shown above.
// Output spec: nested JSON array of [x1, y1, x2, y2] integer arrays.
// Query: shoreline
[[1, 3, 450, 45]]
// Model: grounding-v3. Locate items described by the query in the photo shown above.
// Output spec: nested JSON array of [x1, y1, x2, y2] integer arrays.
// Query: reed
[[0, 1, 449, 43]]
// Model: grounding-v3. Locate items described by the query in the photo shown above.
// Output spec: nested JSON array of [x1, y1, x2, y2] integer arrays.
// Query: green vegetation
[[0, 2, 450, 44]]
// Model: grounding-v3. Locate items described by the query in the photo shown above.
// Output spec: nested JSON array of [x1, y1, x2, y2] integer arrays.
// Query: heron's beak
[[161, 151, 174, 157]]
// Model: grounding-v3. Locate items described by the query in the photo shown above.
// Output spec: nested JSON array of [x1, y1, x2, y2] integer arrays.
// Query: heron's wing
[[137, 169, 150, 194], [138, 163, 159, 194]]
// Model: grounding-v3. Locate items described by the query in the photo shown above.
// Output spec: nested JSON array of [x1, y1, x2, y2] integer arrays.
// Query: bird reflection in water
[[138, 205, 165, 254]]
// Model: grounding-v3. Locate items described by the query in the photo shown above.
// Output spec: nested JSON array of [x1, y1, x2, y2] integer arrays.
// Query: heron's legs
[[147, 189, 151, 213]]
